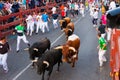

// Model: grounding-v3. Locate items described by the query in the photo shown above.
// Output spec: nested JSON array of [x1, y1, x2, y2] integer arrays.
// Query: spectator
[[0, 37, 10, 73], [29, 0, 35, 9], [11, 0, 20, 13], [22, 0, 26, 9], [4, 1, 12, 14], [0, 1, 4, 10], [109, 0, 116, 10]]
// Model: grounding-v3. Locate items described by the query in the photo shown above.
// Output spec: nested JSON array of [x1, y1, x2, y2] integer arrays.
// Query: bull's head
[[55, 45, 77, 63], [63, 28, 73, 38], [63, 17, 71, 24], [24, 47, 39, 60], [59, 20, 67, 30], [37, 60, 49, 75]]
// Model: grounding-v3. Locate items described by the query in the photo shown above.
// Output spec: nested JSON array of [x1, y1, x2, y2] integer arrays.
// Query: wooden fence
[[110, 29, 120, 80], [0, 2, 58, 38]]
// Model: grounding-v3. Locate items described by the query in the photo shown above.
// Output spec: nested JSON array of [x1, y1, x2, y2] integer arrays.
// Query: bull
[[59, 17, 71, 30], [34, 46, 76, 80], [63, 22, 74, 38], [24, 37, 51, 68], [57, 34, 80, 67]]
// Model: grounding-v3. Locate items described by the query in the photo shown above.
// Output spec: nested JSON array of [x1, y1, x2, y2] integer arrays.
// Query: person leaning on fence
[[0, 37, 10, 73], [13, 22, 30, 53], [97, 32, 107, 67]]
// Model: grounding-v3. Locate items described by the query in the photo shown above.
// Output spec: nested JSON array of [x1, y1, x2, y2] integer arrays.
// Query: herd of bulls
[[24, 17, 80, 80]]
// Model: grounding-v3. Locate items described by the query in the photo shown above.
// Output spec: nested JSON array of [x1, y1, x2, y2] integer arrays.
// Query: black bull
[[36, 48, 62, 80], [24, 37, 51, 67]]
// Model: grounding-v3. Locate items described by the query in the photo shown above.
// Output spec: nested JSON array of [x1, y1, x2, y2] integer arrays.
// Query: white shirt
[[74, 4, 79, 10], [109, 1, 116, 10], [36, 15, 43, 22], [26, 15, 33, 23], [51, 7, 56, 14], [93, 11, 98, 19]]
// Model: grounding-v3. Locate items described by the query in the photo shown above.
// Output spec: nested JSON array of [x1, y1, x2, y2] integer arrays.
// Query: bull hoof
[[31, 66, 34, 69], [72, 65, 75, 68], [71, 63, 75, 68], [56, 70, 59, 73]]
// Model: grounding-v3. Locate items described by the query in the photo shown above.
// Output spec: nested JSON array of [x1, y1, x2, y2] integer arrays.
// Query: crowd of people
[[89, 0, 119, 67], [0, 0, 48, 16], [0, 0, 120, 74]]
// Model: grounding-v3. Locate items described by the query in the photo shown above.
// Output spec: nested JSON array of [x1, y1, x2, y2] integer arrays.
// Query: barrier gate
[[110, 29, 120, 80]]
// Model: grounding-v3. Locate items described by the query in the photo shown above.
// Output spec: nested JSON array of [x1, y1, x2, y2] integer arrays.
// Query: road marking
[[12, 13, 88, 80]]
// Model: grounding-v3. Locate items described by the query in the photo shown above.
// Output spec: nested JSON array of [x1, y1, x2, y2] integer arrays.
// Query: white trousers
[[101, 33, 106, 38], [98, 49, 107, 66], [0, 53, 8, 71], [80, 9, 84, 17], [27, 22, 34, 36], [36, 21, 43, 33], [53, 19, 58, 28], [42, 22, 49, 33], [107, 28, 112, 42], [17, 35, 29, 51]]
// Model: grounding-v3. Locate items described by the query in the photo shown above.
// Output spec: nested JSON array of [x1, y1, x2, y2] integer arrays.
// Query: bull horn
[[69, 47, 76, 52], [33, 48, 38, 51], [62, 28, 65, 31], [68, 29, 72, 32], [31, 59, 38, 62], [54, 46, 63, 49], [43, 61, 49, 68], [24, 48, 29, 50]]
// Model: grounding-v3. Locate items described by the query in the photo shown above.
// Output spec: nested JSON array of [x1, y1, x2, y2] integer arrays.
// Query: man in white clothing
[[36, 12, 44, 34], [26, 14, 34, 36]]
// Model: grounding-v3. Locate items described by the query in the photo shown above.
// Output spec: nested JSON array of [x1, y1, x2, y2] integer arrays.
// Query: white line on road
[[12, 13, 87, 80]]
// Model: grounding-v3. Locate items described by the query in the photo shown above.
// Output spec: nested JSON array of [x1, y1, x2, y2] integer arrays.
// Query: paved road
[[0, 12, 111, 80]]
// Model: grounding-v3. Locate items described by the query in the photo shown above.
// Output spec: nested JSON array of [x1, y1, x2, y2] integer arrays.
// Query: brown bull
[[59, 17, 71, 30], [63, 34, 80, 67], [55, 45, 77, 67], [63, 22, 74, 38], [63, 17, 71, 24]]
